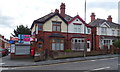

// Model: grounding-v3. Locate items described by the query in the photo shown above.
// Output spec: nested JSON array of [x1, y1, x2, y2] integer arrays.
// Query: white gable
[[100, 22, 110, 28], [68, 17, 86, 33]]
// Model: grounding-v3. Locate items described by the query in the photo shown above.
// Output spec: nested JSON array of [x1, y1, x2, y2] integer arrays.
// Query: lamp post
[[83, 0, 87, 57]]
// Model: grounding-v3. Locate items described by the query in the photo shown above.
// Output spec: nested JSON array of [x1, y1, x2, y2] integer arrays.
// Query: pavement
[[1, 54, 120, 67]]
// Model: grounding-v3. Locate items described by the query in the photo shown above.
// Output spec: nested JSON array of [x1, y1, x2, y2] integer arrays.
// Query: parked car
[[0, 48, 9, 57]]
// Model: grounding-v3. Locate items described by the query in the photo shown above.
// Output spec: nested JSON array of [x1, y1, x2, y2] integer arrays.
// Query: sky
[[0, 0, 119, 39]]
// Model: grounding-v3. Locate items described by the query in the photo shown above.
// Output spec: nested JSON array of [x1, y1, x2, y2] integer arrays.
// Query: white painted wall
[[31, 25, 36, 35], [97, 23, 120, 36], [68, 18, 91, 34]]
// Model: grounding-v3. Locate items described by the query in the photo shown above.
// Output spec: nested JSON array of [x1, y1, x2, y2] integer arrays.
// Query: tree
[[11, 25, 31, 37], [113, 40, 120, 48]]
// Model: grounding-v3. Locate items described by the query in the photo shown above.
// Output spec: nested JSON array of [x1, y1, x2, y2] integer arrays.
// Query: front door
[[87, 41, 91, 52]]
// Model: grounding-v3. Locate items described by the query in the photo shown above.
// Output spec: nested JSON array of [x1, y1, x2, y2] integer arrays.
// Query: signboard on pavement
[[11, 44, 15, 53]]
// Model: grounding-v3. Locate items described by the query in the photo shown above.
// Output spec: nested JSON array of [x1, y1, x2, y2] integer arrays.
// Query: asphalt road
[[3, 57, 119, 72]]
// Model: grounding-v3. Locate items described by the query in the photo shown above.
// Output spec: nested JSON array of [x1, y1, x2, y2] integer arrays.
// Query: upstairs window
[[112, 30, 115, 36], [52, 21, 61, 32], [74, 25, 81, 33], [117, 30, 120, 36], [87, 28, 91, 34], [38, 24, 43, 31], [101, 27, 107, 35]]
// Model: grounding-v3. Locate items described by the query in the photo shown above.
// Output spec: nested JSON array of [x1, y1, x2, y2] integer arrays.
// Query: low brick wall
[[86, 50, 107, 56], [115, 48, 120, 54], [10, 53, 31, 59], [50, 51, 84, 59], [50, 50, 109, 59]]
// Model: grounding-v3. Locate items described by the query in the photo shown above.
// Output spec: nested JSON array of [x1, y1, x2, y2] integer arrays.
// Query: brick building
[[0, 34, 10, 49], [89, 13, 120, 53]]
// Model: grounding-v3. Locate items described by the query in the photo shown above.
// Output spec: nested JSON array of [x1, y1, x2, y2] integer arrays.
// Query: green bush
[[113, 40, 120, 48], [64, 49, 72, 52]]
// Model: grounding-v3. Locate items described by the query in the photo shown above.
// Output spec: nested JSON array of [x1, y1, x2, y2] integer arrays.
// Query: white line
[[93, 67, 110, 71], [0, 63, 5, 65], [118, 64, 120, 65], [100, 59, 108, 60], [90, 60, 96, 62], [109, 58, 116, 59]]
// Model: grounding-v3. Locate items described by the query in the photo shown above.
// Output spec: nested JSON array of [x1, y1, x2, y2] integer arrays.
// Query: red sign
[[11, 37, 18, 41]]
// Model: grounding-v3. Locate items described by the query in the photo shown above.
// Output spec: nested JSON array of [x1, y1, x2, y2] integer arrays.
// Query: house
[[89, 13, 120, 52], [31, 3, 94, 54], [0, 34, 10, 49], [67, 15, 93, 52], [31, 10, 68, 54]]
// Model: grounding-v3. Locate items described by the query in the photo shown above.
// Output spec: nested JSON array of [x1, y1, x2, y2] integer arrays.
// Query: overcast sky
[[0, 0, 119, 39]]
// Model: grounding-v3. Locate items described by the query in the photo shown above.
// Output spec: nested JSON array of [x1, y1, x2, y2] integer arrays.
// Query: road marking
[[93, 67, 110, 71], [118, 64, 120, 65], [90, 60, 96, 62], [100, 59, 108, 60], [109, 58, 116, 59], [0, 63, 5, 65], [100, 57, 116, 61], [0, 67, 9, 70]]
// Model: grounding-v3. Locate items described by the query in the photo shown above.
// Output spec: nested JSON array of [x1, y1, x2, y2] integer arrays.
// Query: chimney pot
[[55, 9, 59, 13], [107, 15, 112, 22], [90, 12, 96, 22]]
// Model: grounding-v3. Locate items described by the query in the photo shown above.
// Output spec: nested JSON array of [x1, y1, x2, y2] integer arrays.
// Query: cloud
[[0, 13, 15, 28], [87, 2, 117, 10], [0, 0, 119, 39]]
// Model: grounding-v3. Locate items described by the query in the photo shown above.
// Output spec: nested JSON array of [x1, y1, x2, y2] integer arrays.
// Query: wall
[[43, 15, 67, 32], [68, 18, 85, 33]]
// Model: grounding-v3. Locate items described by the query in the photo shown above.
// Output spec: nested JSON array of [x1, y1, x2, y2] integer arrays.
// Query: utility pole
[[84, 0, 86, 57]]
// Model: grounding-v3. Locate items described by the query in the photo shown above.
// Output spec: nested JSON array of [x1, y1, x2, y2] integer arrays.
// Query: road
[[2, 57, 119, 72]]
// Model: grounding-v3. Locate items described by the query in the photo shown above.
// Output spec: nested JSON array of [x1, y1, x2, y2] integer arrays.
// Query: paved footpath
[[0, 54, 120, 67]]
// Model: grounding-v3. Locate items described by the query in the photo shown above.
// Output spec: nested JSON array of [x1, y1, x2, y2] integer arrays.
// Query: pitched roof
[[64, 14, 73, 22], [31, 12, 68, 29], [89, 18, 120, 28], [68, 15, 92, 27]]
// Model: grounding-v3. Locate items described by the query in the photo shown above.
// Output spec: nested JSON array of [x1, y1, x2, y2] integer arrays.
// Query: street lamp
[[83, 0, 87, 57]]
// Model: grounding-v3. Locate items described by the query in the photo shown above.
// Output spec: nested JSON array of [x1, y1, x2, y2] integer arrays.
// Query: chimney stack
[[2, 36, 4, 39], [107, 15, 112, 22], [60, 3, 65, 17], [55, 9, 59, 13], [90, 13, 96, 22]]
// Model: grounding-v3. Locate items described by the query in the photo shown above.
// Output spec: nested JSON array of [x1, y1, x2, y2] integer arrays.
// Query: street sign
[[9, 40, 15, 44]]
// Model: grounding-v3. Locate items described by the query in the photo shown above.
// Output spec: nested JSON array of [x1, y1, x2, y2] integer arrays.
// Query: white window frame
[[101, 27, 107, 35], [74, 25, 81, 33]]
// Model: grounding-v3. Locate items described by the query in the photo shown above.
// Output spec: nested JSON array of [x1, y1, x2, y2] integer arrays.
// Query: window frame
[[38, 24, 43, 31], [52, 21, 61, 32], [74, 24, 81, 33], [51, 38, 64, 50], [101, 27, 107, 35]]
